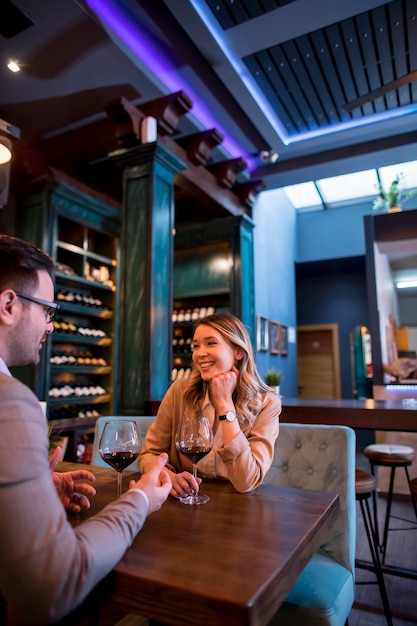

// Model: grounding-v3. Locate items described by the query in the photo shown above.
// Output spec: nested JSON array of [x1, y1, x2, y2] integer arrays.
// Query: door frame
[[297, 323, 342, 399]]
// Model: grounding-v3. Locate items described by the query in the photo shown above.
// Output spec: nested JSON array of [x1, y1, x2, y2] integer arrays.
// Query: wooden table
[[282, 398, 417, 432], [60, 462, 339, 626]]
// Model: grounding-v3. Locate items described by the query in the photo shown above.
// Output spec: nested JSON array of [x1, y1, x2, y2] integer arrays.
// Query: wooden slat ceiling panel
[[326, 24, 359, 109], [309, 30, 356, 120], [269, 44, 315, 132], [296, 35, 342, 126], [205, 0, 297, 29], [241, 0, 417, 138], [355, 13, 386, 111], [340, 19, 375, 118], [390, 2, 410, 106], [243, 53, 296, 133], [405, 0, 417, 102], [280, 40, 327, 131]]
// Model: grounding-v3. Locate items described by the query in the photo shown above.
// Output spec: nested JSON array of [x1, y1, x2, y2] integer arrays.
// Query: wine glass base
[[179, 493, 210, 505]]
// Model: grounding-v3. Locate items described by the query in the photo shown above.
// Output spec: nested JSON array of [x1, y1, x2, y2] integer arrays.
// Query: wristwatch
[[219, 410, 236, 422]]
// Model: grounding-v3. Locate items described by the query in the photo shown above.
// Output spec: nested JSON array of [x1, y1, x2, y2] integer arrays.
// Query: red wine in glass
[[100, 451, 139, 472], [175, 415, 213, 505], [99, 420, 142, 497], [176, 445, 211, 466]]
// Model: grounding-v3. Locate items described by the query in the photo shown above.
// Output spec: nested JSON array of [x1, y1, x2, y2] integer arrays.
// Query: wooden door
[[297, 324, 341, 399]]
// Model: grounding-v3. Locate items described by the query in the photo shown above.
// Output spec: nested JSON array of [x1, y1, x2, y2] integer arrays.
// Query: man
[[0, 234, 172, 624]]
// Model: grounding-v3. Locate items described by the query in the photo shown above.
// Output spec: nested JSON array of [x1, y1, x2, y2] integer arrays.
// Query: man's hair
[[0, 234, 54, 294]]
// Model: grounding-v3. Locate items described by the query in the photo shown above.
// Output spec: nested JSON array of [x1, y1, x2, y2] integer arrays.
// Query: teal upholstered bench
[[264, 422, 356, 626]]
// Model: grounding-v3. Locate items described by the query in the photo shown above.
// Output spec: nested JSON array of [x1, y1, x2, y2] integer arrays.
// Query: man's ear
[[0, 290, 19, 326]]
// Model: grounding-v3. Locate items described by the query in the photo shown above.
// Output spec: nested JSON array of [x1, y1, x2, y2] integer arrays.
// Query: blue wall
[[296, 257, 370, 398], [252, 195, 378, 400], [252, 189, 298, 398], [297, 202, 370, 262], [252, 195, 415, 402]]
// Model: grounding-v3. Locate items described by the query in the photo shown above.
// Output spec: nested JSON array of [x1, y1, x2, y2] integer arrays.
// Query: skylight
[[283, 182, 322, 209], [283, 159, 417, 211], [317, 170, 378, 204], [378, 161, 417, 191]]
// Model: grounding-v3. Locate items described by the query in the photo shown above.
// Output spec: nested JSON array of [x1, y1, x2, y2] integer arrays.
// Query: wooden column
[[111, 142, 185, 415]]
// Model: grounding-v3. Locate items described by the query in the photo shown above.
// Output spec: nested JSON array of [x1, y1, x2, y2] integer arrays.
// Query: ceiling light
[[259, 150, 279, 164], [396, 280, 417, 289], [0, 140, 12, 164], [7, 61, 20, 73], [0, 119, 20, 164]]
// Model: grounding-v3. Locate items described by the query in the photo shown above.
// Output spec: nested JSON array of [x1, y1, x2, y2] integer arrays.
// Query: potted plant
[[373, 174, 417, 213], [265, 368, 281, 395]]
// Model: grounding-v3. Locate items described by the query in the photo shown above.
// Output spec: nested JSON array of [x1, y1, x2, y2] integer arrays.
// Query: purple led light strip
[[85, 0, 252, 165]]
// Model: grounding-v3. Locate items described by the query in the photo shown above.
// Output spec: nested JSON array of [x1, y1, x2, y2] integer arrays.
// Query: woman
[[138, 313, 281, 497]]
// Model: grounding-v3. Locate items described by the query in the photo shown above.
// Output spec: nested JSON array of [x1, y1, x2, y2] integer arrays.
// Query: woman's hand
[[210, 365, 239, 413], [49, 446, 96, 513], [169, 470, 202, 499]]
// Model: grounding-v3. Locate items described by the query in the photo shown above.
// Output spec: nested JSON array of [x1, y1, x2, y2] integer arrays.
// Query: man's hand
[[49, 446, 96, 513], [129, 453, 172, 514]]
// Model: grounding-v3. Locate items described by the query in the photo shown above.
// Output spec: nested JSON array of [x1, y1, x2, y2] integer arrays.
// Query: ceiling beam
[[18, 93, 252, 217], [252, 128, 417, 188]]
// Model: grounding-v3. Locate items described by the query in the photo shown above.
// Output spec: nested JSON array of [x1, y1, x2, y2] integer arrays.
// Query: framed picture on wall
[[257, 316, 269, 351], [269, 320, 280, 354], [279, 324, 289, 356]]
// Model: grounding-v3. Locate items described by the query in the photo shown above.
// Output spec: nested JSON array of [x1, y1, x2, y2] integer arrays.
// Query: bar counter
[[281, 398, 417, 432]]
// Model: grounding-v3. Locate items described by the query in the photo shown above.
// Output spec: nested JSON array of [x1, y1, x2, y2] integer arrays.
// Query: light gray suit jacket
[[0, 373, 148, 624]]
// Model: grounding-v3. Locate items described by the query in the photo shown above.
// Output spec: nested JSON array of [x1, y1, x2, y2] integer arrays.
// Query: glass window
[[283, 182, 322, 210], [317, 169, 378, 203], [379, 160, 417, 192], [281, 159, 417, 211]]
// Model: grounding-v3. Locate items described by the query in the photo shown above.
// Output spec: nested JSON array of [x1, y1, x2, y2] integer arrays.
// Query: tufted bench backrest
[[263, 422, 356, 574]]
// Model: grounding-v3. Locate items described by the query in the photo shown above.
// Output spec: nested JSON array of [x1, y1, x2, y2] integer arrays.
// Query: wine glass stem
[[117, 471, 123, 497], [192, 463, 199, 495]]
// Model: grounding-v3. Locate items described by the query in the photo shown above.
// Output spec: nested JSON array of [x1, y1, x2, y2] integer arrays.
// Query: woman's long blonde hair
[[183, 313, 271, 424]]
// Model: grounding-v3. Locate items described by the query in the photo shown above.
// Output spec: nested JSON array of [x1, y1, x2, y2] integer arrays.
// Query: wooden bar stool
[[364, 443, 417, 562], [355, 469, 393, 626]]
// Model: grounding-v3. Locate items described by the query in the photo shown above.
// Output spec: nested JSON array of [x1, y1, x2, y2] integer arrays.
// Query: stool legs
[[370, 462, 417, 563], [358, 494, 393, 626], [380, 464, 396, 563]]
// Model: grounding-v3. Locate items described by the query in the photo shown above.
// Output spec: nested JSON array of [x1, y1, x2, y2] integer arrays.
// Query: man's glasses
[[15, 291, 60, 322]]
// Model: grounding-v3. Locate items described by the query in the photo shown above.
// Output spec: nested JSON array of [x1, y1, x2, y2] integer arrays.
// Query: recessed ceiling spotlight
[[259, 149, 279, 164], [7, 61, 20, 73]]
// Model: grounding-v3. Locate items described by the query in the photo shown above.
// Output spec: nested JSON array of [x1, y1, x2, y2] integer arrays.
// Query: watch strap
[[219, 411, 236, 421]]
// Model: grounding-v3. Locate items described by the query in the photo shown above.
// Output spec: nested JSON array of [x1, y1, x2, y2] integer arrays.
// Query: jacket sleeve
[[137, 379, 188, 475], [216, 392, 281, 492], [0, 374, 148, 625]]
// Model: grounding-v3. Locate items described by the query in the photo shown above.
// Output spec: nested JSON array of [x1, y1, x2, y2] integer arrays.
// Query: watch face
[[219, 411, 236, 421]]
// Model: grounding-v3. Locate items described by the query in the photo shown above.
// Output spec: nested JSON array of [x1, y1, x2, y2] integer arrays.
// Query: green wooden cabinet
[[16, 176, 121, 458], [172, 214, 255, 380]]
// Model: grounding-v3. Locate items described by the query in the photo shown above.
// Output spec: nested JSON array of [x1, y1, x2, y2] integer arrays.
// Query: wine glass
[[175, 415, 213, 505], [99, 420, 142, 497]]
